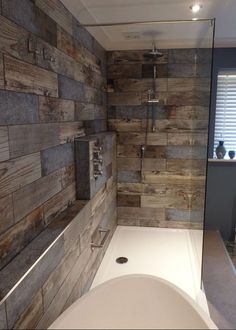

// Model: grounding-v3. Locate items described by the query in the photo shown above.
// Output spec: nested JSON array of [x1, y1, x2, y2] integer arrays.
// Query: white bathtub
[[49, 274, 217, 329]]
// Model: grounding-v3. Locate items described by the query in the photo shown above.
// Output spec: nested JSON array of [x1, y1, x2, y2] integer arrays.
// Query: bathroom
[[0, 0, 236, 329]]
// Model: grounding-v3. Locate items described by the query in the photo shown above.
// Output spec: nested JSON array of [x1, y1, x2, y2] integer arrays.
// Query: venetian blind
[[214, 71, 236, 157]]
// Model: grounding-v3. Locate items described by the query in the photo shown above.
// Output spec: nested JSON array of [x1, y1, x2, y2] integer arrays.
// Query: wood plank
[[114, 78, 168, 92], [108, 64, 142, 79], [117, 158, 141, 171], [9, 124, 60, 158], [59, 75, 85, 101], [142, 171, 204, 185], [35, 0, 73, 35], [108, 119, 142, 132], [107, 50, 168, 64], [148, 119, 209, 132], [168, 63, 211, 78], [0, 53, 4, 88], [143, 146, 166, 159], [41, 143, 74, 176], [61, 164, 75, 189], [118, 171, 141, 183], [117, 194, 140, 207], [0, 206, 45, 269], [166, 146, 207, 159], [117, 131, 167, 145], [2, 0, 57, 46], [75, 103, 95, 121], [117, 145, 141, 158], [167, 91, 210, 107], [39, 96, 74, 123], [166, 159, 206, 176], [108, 92, 142, 106], [0, 194, 14, 235], [168, 78, 210, 92], [44, 183, 76, 225], [59, 122, 84, 144], [167, 132, 208, 146], [142, 64, 167, 78], [0, 15, 34, 64], [0, 90, 38, 125], [118, 206, 165, 221], [141, 194, 189, 209], [0, 153, 41, 199], [167, 106, 209, 120], [13, 170, 62, 222], [142, 158, 166, 171], [5, 56, 58, 97], [0, 127, 9, 162]]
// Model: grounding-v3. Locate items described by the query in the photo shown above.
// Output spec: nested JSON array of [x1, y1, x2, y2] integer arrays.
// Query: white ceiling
[[61, 0, 236, 49]]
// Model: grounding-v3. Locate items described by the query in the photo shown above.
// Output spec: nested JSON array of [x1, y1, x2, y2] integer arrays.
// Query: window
[[214, 70, 236, 158]]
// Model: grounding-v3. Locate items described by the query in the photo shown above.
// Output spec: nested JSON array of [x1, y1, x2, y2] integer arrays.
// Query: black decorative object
[[228, 150, 235, 159], [215, 141, 226, 159]]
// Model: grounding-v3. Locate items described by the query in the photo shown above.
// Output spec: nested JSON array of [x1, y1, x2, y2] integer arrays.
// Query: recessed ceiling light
[[192, 18, 198, 21], [190, 4, 202, 13]]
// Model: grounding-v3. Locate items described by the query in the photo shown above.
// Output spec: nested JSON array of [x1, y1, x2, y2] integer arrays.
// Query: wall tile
[[5, 56, 58, 97], [13, 170, 62, 222], [108, 64, 142, 79], [0, 194, 14, 235], [39, 96, 74, 123], [0, 53, 4, 89], [2, 0, 57, 46], [41, 143, 74, 176], [0, 90, 38, 125], [58, 75, 85, 101], [9, 124, 59, 158], [0, 152, 41, 199], [0, 127, 9, 162], [72, 20, 94, 54], [0, 303, 7, 330], [118, 170, 141, 183]]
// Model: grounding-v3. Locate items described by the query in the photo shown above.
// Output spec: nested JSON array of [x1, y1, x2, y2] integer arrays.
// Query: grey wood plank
[[0, 53, 4, 89], [9, 124, 60, 158], [39, 96, 74, 123], [2, 0, 57, 46], [58, 75, 85, 101], [41, 143, 74, 176], [0, 152, 41, 199], [0, 90, 38, 125], [0, 303, 7, 330], [13, 170, 62, 222]]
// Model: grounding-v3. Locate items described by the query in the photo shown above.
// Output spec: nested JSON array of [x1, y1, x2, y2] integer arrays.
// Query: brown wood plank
[[117, 145, 141, 158], [0, 194, 14, 235], [108, 119, 142, 132], [166, 159, 206, 176], [0, 15, 34, 64], [114, 78, 168, 92], [59, 122, 84, 144], [117, 158, 141, 171], [0, 153, 41, 199], [4, 56, 58, 97], [117, 194, 140, 207], [118, 206, 165, 221], [0, 127, 9, 162], [0, 53, 4, 88], [13, 170, 62, 222], [167, 132, 208, 145], [167, 78, 210, 92], [39, 96, 75, 123], [167, 106, 209, 120], [108, 92, 142, 106]]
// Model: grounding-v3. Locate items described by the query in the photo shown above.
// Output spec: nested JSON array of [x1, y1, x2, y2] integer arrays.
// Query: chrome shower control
[[93, 144, 103, 179]]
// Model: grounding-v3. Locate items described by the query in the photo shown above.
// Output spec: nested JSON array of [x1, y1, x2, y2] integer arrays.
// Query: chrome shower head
[[144, 43, 163, 59]]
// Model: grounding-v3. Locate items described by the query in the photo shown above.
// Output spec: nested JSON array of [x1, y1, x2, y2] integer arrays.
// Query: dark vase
[[215, 141, 226, 159], [228, 150, 235, 159]]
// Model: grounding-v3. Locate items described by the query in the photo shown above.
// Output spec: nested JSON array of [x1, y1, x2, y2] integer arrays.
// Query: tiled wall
[[0, 0, 107, 270], [108, 49, 212, 229]]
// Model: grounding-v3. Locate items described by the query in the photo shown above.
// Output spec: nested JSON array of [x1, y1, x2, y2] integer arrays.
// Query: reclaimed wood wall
[[107, 49, 212, 229], [0, 0, 107, 270]]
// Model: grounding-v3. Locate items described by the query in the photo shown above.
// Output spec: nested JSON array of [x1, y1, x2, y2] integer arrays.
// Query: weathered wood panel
[[168, 63, 211, 78], [5, 56, 58, 97], [59, 122, 84, 144], [142, 158, 166, 171], [118, 171, 141, 183], [2, 0, 57, 46], [0, 90, 38, 125], [61, 164, 75, 189], [43, 183, 76, 224], [167, 132, 208, 145], [117, 158, 141, 171], [117, 145, 141, 158], [118, 206, 165, 221], [0, 15, 34, 64], [167, 106, 209, 120], [41, 143, 74, 176], [0, 127, 9, 162], [114, 78, 168, 92], [9, 124, 60, 158], [0, 194, 14, 235], [0, 303, 7, 330], [167, 159, 206, 176], [0, 53, 4, 89], [35, 0, 73, 35], [0, 153, 41, 199], [39, 96, 74, 123], [58, 75, 85, 101], [13, 170, 62, 222], [168, 78, 210, 92], [108, 119, 142, 132], [117, 194, 140, 207], [107, 50, 168, 65], [108, 64, 142, 79], [108, 92, 142, 106], [0, 206, 45, 269]]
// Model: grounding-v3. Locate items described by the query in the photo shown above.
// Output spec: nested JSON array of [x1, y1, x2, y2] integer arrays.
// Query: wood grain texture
[[117, 194, 140, 207], [39, 96, 74, 123], [35, 0, 73, 35], [9, 124, 60, 158], [2, 0, 57, 46], [0, 127, 9, 162], [0, 153, 41, 199], [0, 194, 14, 235], [0, 15, 34, 64], [13, 170, 62, 222], [5, 56, 58, 97], [0, 53, 4, 89], [59, 122, 84, 144]]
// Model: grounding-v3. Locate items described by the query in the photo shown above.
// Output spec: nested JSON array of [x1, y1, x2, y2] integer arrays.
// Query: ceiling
[[61, 0, 236, 50]]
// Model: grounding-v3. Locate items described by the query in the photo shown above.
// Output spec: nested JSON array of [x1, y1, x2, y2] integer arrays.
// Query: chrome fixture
[[144, 42, 163, 60], [93, 145, 103, 179], [91, 228, 110, 249]]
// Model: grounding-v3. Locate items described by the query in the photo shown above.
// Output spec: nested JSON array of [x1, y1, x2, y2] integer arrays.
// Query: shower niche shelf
[[75, 132, 115, 200]]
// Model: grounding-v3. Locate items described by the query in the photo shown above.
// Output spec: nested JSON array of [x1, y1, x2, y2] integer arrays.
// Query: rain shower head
[[144, 43, 163, 59]]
